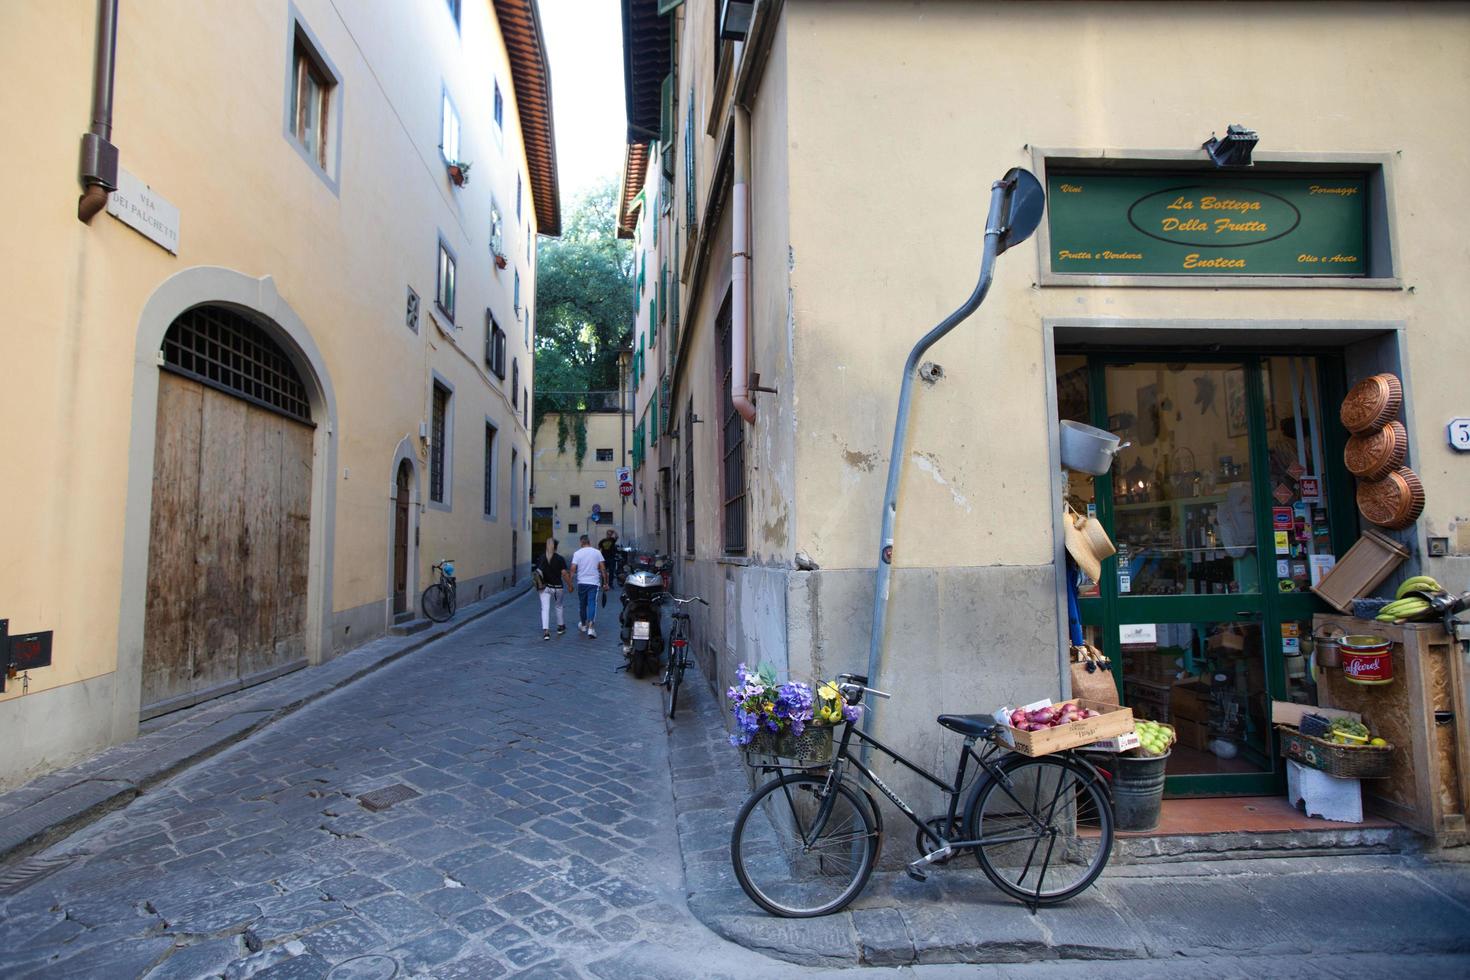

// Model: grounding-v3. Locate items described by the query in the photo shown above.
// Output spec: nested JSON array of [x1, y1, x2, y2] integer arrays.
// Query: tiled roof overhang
[[617, 143, 649, 239], [495, 0, 562, 236], [621, 0, 670, 143]]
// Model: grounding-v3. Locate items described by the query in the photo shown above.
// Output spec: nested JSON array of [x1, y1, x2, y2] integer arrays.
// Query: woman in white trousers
[[533, 538, 571, 640]]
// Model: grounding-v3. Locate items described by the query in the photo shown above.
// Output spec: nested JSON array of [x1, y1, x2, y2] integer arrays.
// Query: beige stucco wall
[[0, 0, 545, 785], [649, 1, 1470, 810], [775, 0, 1470, 793], [532, 413, 631, 543]]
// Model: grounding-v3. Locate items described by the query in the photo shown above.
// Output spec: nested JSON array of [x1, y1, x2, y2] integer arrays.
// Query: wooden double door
[[142, 371, 313, 716]]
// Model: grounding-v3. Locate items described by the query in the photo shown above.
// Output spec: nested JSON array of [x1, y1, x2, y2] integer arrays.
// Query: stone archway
[[119, 269, 337, 726]]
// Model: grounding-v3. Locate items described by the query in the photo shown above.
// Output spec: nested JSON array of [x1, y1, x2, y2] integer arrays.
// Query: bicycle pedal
[[905, 865, 928, 883]]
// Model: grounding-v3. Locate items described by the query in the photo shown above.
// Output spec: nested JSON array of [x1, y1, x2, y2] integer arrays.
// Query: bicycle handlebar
[[837, 673, 891, 703], [667, 595, 709, 605]]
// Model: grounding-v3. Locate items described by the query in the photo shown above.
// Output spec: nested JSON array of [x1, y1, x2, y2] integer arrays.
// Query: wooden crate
[[1313, 614, 1467, 844], [997, 700, 1135, 757]]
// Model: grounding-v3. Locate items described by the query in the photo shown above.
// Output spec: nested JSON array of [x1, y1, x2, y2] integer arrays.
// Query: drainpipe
[[77, 0, 121, 223], [731, 105, 757, 424]]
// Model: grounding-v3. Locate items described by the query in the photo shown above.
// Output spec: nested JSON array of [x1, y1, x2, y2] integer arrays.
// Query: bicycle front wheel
[[422, 583, 454, 623], [730, 773, 878, 917], [965, 754, 1112, 906]]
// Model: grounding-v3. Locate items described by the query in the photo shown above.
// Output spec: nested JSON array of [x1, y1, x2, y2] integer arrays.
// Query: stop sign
[[619, 482, 634, 497]]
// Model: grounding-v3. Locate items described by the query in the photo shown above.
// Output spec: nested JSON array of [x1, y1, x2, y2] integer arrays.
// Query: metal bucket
[[1112, 752, 1170, 831], [1060, 420, 1128, 476]]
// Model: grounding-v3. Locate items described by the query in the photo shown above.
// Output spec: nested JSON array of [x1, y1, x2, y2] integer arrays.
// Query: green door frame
[[1073, 351, 1353, 796]]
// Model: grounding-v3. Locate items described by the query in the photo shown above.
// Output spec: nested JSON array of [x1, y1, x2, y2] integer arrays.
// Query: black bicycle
[[730, 674, 1114, 917], [659, 594, 707, 719], [421, 559, 458, 623]]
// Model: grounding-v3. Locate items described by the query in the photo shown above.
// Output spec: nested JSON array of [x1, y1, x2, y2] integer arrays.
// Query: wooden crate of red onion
[[998, 700, 1135, 756]]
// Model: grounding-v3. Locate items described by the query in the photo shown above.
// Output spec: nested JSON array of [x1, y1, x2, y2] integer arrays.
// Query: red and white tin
[[1340, 635, 1393, 686]]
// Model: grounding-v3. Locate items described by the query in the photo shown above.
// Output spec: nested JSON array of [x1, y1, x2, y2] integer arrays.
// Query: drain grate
[[357, 784, 421, 812], [326, 954, 399, 979], [0, 854, 77, 897]]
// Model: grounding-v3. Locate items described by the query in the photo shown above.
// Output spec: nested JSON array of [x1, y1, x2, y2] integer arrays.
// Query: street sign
[[620, 483, 634, 497], [1449, 418, 1470, 452], [616, 467, 630, 484]]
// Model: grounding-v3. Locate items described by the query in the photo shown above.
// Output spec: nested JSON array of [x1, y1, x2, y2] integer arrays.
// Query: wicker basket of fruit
[[1276, 716, 1393, 778]]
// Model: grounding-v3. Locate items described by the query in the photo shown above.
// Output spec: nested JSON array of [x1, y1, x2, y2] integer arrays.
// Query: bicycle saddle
[[936, 714, 996, 737]]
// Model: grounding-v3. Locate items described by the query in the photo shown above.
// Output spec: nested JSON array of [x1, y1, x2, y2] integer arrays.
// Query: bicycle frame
[[818, 721, 1072, 857]]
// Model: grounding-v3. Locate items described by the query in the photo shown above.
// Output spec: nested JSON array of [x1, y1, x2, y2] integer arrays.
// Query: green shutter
[[659, 73, 674, 149], [656, 0, 684, 14], [652, 388, 660, 443], [684, 94, 696, 234]]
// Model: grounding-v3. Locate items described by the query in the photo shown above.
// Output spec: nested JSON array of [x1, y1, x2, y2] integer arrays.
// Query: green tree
[[534, 177, 634, 465]]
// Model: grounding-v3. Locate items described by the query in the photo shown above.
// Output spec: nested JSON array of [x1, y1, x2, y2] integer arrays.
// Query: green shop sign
[[1046, 172, 1368, 276]]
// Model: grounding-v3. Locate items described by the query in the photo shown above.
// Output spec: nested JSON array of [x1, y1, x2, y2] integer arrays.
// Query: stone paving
[[0, 598, 794, 978]]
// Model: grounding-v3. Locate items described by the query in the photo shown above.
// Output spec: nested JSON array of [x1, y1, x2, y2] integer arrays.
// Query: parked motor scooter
[[618, 566, 665, 678]]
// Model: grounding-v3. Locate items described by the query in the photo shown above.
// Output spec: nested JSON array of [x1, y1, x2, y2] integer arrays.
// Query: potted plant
[[446, 159, 472, 187], [493, 252, 508, 269], [726, 662, 858, 763]]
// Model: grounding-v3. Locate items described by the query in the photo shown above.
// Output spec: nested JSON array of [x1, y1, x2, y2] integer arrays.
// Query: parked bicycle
[[422, 559, 458, 623], [659, 594, 707, 719], [730, 674, 1114, 917]]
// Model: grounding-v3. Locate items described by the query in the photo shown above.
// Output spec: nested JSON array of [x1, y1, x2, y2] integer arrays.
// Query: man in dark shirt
[[599, 530, 620, 582], [534, 538, 572, 640]]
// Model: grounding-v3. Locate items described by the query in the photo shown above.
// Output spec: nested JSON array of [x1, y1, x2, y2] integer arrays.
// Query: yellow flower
[[819, 682, 839, 701], [762, 701, 775, 714]]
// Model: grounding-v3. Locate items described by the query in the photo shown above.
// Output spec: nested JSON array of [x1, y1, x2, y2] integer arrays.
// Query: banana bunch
[[1376, 576, 1444, 622]]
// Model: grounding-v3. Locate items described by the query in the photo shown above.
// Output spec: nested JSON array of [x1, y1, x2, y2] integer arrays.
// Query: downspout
[[77, 0, 121, 223], [731, 105, 757, 424]]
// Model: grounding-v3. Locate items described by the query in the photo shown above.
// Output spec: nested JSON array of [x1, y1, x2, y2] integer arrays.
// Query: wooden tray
[[996, 700, 1135, 757]]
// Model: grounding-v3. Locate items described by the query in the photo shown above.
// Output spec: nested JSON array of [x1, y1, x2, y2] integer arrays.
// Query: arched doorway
[[393, 460, 412, 616], [141, 304, 316, 715]]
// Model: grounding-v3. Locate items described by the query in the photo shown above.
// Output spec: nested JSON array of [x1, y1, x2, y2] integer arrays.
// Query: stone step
[[389, 618, 433, 636], [1112, 823, 1417, 864]]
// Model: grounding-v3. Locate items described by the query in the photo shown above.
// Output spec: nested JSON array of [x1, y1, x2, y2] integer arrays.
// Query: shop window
[[596, 448, 614, 462], [436, 238, 457, 322], [717, 292, 745, 554]]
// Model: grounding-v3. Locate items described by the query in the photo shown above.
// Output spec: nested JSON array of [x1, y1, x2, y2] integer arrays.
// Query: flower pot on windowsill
[[447, 161, 472, 187], [493, 253, 508, 269]]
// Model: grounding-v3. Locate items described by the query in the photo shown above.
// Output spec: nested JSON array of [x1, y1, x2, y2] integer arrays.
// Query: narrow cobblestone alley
[[0, 601, 793, 979]]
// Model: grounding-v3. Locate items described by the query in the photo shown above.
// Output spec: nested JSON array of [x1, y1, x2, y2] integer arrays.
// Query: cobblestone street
[[0, 600, 796, 979]]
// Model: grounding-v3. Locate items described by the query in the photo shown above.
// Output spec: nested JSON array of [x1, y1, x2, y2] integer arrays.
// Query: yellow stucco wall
[[0, 0, 545, 783], [785, 0, 1470, 573], [533, 413, 631, 544]]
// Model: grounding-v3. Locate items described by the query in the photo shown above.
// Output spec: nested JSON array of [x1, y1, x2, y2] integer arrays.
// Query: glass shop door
[[1056, 354, 1352, 796]]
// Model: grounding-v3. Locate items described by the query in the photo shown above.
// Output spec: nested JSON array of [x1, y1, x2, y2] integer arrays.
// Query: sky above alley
[[540, 0, 626, 207]]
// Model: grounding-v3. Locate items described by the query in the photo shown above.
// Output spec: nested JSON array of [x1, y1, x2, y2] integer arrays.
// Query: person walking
[[599, 529, 620, 583], [570, 534, 608, 639], [533, 538, 571, 641]]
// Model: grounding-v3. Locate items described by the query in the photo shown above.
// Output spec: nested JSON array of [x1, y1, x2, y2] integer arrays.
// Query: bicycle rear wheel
[[964, 754, 1112, 906], [422, 583, 453, 623], [730, 773, 878, 917], [666, 643, 687, 718]]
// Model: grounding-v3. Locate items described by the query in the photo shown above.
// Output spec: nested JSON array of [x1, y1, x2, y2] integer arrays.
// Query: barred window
[[484, 422, 497, 517], [162, 305, 312, 424], [430, 383, 450, 504], [717, 294, 745, 554], [685, 398, 695, 555]]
